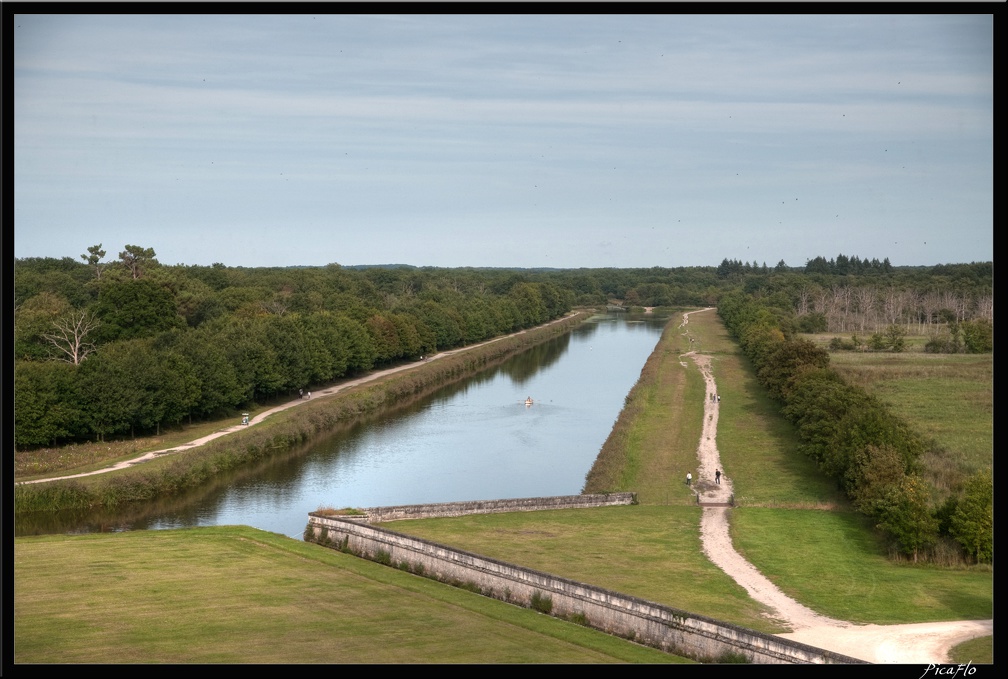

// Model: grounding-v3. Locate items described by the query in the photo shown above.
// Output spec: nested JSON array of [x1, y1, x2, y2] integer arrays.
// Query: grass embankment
[[14, 313, 588, 514], [396, 309, 992, 633], [583, 318, 706, 504], [13, 526, 681, 664]]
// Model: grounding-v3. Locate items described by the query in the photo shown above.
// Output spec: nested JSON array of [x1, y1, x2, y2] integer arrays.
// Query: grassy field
[[828, 351, 992, 476], [14, 526, 683, 664], [382, 505, 783, 633], [13, 309, 993, 663]]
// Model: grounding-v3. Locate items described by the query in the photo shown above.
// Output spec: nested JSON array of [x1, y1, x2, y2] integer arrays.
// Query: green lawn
[[386, 505, 784, 633], [14, 526, 684, 664]]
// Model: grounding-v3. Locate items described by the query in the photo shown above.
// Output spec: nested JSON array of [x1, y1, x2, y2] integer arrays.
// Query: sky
[[12, 12, 994, 269]]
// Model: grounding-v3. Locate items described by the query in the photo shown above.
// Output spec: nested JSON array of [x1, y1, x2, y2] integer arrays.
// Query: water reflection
[[16, 313, 671, 538]]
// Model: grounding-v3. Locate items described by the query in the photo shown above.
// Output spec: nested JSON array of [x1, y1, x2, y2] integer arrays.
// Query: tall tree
[[81, 244, 107, 279], [949, 468, 993, 563], [119, 244, 157, 279]]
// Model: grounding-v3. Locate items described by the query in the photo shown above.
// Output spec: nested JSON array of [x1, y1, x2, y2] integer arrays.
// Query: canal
[[16, 312, 672, 538]]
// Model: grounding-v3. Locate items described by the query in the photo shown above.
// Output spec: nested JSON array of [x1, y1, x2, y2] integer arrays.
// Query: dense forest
[[14, 246, 992, 451]]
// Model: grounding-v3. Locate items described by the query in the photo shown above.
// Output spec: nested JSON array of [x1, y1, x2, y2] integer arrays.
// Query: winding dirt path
[[679, 308, 992, 664]]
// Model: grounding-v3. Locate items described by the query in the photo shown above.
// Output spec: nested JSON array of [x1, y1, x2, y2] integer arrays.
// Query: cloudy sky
[[13, 13, 993, 269]]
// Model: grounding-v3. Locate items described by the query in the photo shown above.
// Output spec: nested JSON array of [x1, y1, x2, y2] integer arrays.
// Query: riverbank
[[14, 311, 589, 513]]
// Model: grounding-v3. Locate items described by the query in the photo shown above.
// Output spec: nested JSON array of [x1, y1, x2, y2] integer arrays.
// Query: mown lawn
[[388, 504, 785, 633], [14, 525, 684, 664]]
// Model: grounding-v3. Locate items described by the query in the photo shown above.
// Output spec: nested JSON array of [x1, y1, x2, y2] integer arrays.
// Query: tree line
[[14, 247, 577, 447], [14, 247, 991, 452], [718, 291, 992, 564]]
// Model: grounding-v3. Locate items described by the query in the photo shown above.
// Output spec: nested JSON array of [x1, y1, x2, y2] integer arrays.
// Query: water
[[16, 313, 671, 538]]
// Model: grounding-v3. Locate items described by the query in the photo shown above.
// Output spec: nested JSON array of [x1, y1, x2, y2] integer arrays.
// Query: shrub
[[949, 468, 993, 563], [530, 591, 553, 614], [961, 318, 993, 353], [874, 475, 939, 562]]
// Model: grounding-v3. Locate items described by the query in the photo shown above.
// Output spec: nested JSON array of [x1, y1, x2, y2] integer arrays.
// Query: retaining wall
[[350, 492, 637, 522], [304, 497, 865, 664]]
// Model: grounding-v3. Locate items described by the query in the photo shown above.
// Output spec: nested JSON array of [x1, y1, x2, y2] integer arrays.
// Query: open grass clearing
[[728, 508, 992, 624], [14, 525, 684, 664], [828, 351, 992, 472], [387, 504, 784, 634]]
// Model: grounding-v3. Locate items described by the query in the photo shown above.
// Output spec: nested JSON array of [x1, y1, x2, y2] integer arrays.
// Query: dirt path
[[20, 315, 576, 486], [679, 308, 992, 664]]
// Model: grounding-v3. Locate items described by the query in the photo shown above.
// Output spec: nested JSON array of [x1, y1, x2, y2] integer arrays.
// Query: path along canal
[[15, 312, 671, 538]]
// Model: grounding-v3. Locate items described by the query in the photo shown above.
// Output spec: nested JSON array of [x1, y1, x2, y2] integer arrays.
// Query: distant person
[[715, 469, 721, 485], [686, 472, 692, 487], [299, 388, 303, 399], [307, 391, 311, 399]]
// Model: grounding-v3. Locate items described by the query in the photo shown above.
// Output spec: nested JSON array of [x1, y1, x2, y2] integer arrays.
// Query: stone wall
[[352, 492, 637, 522], [304, 504, 865, 664]]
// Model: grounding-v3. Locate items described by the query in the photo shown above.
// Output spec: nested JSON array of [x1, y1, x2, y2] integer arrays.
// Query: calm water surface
[[17, 313, 671, 538]]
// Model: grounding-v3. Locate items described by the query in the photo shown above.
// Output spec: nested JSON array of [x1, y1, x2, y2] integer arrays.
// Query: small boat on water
[[525, 397, 534, 407]]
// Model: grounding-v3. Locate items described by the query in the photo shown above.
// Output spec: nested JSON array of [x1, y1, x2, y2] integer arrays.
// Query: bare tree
[[797, 286, 812, 316], [920, 291, 943, 332], [900, 289, 919, 331], [975, 294, 993, 321], [882, 287, 903, 326], [854, 286, 876, 333], [814, 289, 833, 330], [261, 297, 289, 316], [831, 284, 851, 333], [41, 310, 100, 365]]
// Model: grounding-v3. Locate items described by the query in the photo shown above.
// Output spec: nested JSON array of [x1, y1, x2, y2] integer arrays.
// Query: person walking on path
[[715, 469, 721, 485], [686, 472, 692, 486]]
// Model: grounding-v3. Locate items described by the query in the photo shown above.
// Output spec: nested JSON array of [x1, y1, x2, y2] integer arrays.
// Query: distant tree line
[[718, 290, 992, 564], [14, 248, 992, 451]]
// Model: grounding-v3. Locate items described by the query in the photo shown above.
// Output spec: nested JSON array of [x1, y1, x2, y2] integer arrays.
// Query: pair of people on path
[[686, 470, 722, 486]]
